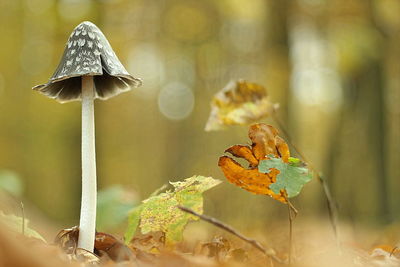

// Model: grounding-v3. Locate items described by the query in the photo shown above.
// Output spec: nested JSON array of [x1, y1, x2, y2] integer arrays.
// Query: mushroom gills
[[36, 77, 82, 102], [34, 72, 137, 103]]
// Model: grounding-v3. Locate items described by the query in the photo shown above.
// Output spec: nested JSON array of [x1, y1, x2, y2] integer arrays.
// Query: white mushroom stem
[[78, 76, 97, 252]]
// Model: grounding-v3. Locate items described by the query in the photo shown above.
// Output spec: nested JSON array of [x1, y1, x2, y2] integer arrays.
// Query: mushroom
[[33, 21, 142, 252]]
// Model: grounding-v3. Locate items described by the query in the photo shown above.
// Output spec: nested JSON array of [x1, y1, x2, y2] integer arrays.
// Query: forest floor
[[1, 217, 399, 267]]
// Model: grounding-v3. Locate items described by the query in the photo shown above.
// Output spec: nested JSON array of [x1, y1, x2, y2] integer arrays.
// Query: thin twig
[[271, 109, 339, 244], [286, 199, 297, 265], [287, 204, 292, 265], [319, 173, 340, 250], [287, 200, 298, 218], [20, 202, 25, 236], [177, 205, 285, 264]]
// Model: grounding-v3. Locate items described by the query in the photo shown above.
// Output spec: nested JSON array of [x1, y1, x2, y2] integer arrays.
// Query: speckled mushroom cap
[[33, 21, 142, 103]]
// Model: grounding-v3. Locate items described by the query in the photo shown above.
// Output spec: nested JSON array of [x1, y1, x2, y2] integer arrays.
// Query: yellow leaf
[[205, 80, 277, 131]]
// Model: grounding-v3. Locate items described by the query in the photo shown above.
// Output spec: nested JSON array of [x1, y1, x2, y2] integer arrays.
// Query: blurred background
[[0, 0, 399, 236]]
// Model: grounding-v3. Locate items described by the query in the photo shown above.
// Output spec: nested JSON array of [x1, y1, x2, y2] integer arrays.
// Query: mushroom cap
[[33, 21, 142, 103]]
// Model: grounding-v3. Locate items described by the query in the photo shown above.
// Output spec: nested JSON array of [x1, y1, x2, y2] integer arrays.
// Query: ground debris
[[54, 226, 134, 265], [0, 220, 398, 267], [196, 236, 249, 263]]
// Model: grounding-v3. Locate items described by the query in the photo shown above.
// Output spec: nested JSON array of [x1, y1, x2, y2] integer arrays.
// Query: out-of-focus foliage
[[0, 211, 45, 241], [0, 170, 23, 196], [96, 185, 137, 231], [124, 176, 221, 245]]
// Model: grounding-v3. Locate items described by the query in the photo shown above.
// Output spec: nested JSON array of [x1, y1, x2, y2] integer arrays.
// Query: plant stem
[[78, 76, 97, 252], [20, 202, 25, 236], [271, 109, 339, 244], [285, 199, 297, 265], [287, 201, 293, 265]]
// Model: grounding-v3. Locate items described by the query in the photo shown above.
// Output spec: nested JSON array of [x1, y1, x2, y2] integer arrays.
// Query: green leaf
[[124, 176, 221, 245], [124, 206, 143, 244], [0, 211, 45, 242], [0, 170, 23, 196], [288, 157, 301, 165], [96, 185, 137, 231], [258, 156, 312, 198]]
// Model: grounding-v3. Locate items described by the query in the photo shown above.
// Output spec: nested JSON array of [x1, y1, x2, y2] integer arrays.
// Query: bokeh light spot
[[158, 82, 194, 120], [58, 0, 92, 21], [128, 44, 165, 99]]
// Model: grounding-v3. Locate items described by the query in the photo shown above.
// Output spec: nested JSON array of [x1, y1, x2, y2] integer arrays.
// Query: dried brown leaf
[[218, 156, 286, 202], [218, 124, 289, 203], [54, 226, 133, 263], [225, 145, 259, 168], [205, 80, 277, 131], [249, 124, 289, 162]]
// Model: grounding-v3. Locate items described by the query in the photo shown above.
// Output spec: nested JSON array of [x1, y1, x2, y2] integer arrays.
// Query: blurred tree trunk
[[326, 17, 390, 224], [356, 60, 389, 223], [321, 0, 393, 225], [366, 0, 390, 224], [266, 0, 291, 123]]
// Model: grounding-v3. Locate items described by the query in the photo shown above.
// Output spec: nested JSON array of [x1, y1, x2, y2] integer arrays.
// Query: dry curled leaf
[[371, 245, 400, 259], [218, 123, 289, 203], [199, 236, 231, 261], [95, 232, 134, 262], [205, 80, 278, 131], [197, 236, 248, 263], [370, 246, 400, 266], [54, 226, 79, 255], [128, 231, 165, 255], [54, 226, 133, 263]]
